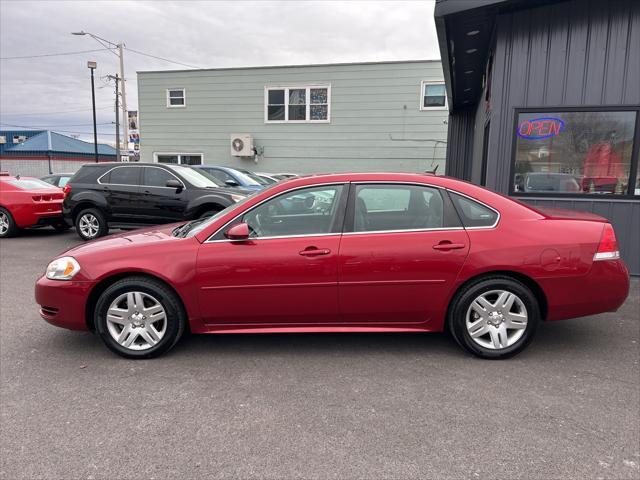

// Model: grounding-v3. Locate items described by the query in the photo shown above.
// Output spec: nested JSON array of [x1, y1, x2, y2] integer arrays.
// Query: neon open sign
[[517, 117, 565, 140]]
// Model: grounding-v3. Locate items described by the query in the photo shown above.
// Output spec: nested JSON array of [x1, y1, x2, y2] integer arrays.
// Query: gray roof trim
[[138, 59, 441, 75]]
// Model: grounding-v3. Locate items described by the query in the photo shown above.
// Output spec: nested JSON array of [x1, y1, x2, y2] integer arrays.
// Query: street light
[[87, 61, 98, 163], [72, 31, 129, 161]]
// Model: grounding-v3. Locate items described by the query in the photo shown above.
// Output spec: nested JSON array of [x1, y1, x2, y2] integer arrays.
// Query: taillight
[[62, 185, 71, 198], [594, 223, 620, 261]]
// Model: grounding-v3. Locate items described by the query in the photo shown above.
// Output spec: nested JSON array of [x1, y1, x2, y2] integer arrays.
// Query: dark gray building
[[435, 0, 640, 274]]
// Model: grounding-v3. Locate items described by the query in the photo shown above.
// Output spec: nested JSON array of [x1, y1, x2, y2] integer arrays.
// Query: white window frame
[[419, 80, 448, 111], [153, 152, 203, 165], [264, 85, 331, 123], [166, 88, 186, 108]]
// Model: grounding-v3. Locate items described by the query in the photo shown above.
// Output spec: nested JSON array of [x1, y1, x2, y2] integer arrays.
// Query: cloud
[[0, 0, 438, 143]]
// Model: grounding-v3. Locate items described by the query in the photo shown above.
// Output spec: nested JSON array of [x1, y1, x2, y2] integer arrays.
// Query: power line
[[124, 46, 201, 69], [1, 122, 113, 128], [0, 48, 113, 60], [0, 123, 118, 136], [1, 106, 113, 116]]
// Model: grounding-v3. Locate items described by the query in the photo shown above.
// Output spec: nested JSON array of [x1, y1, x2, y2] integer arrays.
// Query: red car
[[35, 173, 630, 359], [0, 173, 68, 238]]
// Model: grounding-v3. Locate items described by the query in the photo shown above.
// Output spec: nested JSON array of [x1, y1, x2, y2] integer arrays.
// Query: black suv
[[64, 162, 250, 240]]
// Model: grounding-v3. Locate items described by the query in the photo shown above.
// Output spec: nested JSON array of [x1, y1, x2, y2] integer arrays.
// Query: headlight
[[230, 194, 246, 202], [46, 256, 80, 280]]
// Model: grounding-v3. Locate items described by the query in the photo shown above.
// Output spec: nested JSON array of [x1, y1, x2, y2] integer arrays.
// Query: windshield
[[225, 169, 262, 186], [238, 169, 270, 185], [182, 194, 256, 238], [173, 166, 224, 188], [7, 178, 53, 190]]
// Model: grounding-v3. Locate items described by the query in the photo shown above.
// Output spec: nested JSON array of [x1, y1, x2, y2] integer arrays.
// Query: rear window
[[7, 179, 52, 190], [449, 192, 499, 228]]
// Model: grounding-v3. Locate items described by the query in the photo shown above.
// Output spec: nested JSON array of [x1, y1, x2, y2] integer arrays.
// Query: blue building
[[0, 130, 117, 176]]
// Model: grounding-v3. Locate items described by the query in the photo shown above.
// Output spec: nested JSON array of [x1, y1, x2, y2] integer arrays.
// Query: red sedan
[[35, 173, 630, 359], [0, 173, 68, 238]]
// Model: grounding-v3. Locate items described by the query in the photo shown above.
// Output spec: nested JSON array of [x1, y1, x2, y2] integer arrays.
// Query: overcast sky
[[0, 0, 439, 144]]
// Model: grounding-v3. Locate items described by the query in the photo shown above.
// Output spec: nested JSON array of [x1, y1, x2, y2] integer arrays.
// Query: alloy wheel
[[105, 291, 167, 351], [78, 213, 99, 238], [0, 212, 8, 236], [465, 289, 528, 350]]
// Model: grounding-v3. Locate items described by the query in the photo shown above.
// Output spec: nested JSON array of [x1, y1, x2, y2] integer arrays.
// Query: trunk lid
[[532, 207, 609, 223]]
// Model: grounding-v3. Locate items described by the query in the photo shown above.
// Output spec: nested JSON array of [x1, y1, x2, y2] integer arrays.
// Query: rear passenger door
[[338, 183, 470, 325], [139, 166, 187, 224], [99, 166, 142, 223]]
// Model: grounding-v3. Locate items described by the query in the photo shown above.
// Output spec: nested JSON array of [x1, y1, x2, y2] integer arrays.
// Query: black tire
[[94, 276, 186, 359], [75, 208, 108, 240], [0, 207, 18, 238], [52, 220, 71, 232], [448, 276, 540, 359]]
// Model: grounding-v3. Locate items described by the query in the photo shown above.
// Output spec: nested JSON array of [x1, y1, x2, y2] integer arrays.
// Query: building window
[[166, 89, 185, 108], [512, 109, 639, 196], [155, 153, 202, 165], [265, 86, 330, 123], [420, 81, 447, 110]]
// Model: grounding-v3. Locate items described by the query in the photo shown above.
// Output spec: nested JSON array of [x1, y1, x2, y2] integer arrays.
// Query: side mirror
[[225, 222, 250, 240], [225, 179, 240, 187], [166, 179, 183, 191]]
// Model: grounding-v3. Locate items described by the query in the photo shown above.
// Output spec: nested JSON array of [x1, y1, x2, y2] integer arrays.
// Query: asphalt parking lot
[[0, 229, 638, 480]]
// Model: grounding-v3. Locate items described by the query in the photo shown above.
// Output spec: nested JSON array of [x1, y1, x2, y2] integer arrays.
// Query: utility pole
[[111, 74, 121, 162], [118, 43, 129, 161], [88, 61, 98, 163], [72, 31, 129, 160]]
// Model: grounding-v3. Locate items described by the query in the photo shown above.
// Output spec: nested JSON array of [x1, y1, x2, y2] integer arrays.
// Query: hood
[[64, 223, 184, 256]]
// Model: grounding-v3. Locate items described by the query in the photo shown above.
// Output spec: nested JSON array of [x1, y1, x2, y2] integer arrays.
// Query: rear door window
[[352, 184, 458, 232], [106, 167, 142, 186]]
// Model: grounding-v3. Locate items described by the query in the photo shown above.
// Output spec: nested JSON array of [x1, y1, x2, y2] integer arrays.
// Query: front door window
[[243, 185, 345, 238]]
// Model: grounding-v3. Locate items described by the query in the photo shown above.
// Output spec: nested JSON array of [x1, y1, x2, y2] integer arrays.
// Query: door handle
[[143, 190, 151, 195], [433, 241, 466, 251], [299, 248, 331, 257]]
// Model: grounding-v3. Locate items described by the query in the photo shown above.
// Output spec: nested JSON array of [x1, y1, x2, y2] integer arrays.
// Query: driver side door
[[195, 183, 348, 326]]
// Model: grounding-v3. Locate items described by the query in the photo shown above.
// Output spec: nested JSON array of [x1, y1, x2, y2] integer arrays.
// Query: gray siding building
[[137, 60, 448, 175], [435, 0, 640, 274]]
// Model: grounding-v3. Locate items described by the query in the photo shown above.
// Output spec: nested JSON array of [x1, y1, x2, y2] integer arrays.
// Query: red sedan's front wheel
[[0, 207, 18, 238], [94, 276, 186, 359], [448, 276, 540, 359]]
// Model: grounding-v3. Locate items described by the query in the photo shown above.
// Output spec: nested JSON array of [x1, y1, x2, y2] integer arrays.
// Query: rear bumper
[[540, 260, 630, 321], [13, 205, 63, 228], [34, 276, 93, 330]]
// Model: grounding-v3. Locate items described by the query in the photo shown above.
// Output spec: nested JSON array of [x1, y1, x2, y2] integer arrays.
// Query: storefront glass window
[[513, 110, 637, 195]]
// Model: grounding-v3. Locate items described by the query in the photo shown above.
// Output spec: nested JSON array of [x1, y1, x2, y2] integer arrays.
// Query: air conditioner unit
[[13, 135, 26, 144], [230, 134, 254, 157], [0, 136, 6, 144]]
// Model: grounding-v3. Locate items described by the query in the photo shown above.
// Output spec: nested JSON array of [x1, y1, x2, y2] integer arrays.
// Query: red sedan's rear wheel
[[0, 207, 18, 238], [94, 276, 186, 359], [448, 276, 540, 359]]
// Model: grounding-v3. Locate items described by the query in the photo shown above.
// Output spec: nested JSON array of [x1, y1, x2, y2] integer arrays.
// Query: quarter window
[[166, 89, 185, 107], [420, 81, 447, 109], [513, 110, 638, 196], [353, 184, 453, 232], [449, 192, 498, 228], [106, 167, 142, 186], [265, 86, 330, 122], [243, 185, 344, 238]]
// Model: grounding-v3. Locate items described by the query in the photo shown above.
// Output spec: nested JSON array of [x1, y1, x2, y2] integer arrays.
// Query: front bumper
[[35, 276, 93, 330]]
